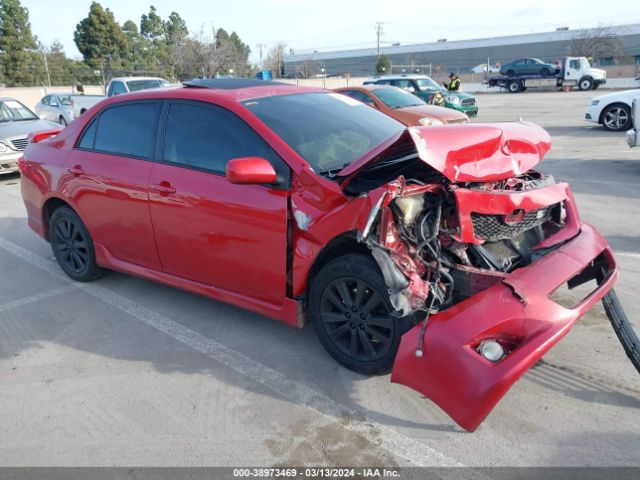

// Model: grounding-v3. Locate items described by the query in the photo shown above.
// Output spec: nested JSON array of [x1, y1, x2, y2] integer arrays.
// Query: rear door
[[64, 100, 162, 269], [148, 100, 290, 304]]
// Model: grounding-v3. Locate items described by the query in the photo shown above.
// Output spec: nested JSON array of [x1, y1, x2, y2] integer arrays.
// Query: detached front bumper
[[391, 222, 617, 431]]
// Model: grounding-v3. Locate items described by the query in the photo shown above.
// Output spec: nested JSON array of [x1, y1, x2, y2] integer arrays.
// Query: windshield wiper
[[361, 153, 419, 172]]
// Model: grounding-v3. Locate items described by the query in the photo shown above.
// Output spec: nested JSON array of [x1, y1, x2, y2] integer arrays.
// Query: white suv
[[585, 88, 640, 131]]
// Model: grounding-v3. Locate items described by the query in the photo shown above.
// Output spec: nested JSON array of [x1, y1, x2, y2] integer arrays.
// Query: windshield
[[0, 100, 38, 122], [58, 95, 72, 106], [243, 93, 404, 174], [126, 79, 170, 92], [374, 87, 425, 109], [415, 77, 441, 91]]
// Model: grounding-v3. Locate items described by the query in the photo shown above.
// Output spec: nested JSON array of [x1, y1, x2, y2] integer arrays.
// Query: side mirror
[[226, 157, 277, 185]]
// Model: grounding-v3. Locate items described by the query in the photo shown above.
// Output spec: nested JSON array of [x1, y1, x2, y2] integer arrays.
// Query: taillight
[[17, 157, 27, 173], [28, 129, 62, 144]]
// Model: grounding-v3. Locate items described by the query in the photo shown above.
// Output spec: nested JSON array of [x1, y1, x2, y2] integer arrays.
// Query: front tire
[[309, 254, 416, 375], [578, 76, 593, 91], [602, 103, 632, 131], [59, 116, 67, 126], [49, 206, 103, 282], [541, 67, 550, 76]]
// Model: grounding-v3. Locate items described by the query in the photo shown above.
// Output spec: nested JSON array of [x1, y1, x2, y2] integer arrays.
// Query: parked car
[[34, 93, 76, 126], [106, 76, 171, 97], [20, 79, 620, 432], [71, 77, 173, 118], [364, 75, 478, 116], [333, 85, 468, 126], [0, 97, 59, 174], [626, 97, 640, 147], [585, 88, 640, 131], [499, 58, 560, 77]]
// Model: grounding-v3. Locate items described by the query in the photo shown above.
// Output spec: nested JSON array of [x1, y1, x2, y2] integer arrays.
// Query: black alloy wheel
[[49, 206, 103, 282], [309, 254, 417, 375], [319, 276, 393, 363]]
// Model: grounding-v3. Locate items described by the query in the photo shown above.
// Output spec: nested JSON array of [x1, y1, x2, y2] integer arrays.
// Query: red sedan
[[19, 79, 619, 431]]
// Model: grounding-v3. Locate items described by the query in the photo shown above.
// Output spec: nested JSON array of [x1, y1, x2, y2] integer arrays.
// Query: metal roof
[[284, 23, 640, 62], [183, 78, 287, 90]]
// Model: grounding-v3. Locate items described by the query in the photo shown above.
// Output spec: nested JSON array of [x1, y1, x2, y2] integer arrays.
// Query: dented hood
[[338, 122, 551, 184]]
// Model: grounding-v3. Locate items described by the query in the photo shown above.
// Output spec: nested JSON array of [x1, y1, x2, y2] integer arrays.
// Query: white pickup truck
[[72, 77, 171, 117], [626, 97, 640, 148]]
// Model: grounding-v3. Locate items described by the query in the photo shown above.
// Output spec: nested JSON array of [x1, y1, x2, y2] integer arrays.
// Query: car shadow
[[0, 216, 457, 434], [527, 359, 640, 409]]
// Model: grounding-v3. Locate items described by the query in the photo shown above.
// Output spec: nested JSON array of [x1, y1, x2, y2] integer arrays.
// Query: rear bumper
[[391, 222, 617, 431]]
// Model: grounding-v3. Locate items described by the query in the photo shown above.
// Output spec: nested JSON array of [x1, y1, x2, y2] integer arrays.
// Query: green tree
[[166, 12, 188, 43], [74, 2, 127, 74], [376, 54, 391, 74], [0, 0, 38, 86], [46, 40, 73, 85]]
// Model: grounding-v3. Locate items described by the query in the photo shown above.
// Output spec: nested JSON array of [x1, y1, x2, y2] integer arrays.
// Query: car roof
[[335, 84, 394, 92], [99, 79, 324, 104], [367, 74, 431, 80], [110, 77, 168, 82]]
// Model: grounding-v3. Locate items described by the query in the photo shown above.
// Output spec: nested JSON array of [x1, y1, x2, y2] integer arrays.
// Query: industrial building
[[283, 24, 640, 77]]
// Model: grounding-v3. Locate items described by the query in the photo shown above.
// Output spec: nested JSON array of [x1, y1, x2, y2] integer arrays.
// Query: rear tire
[[49, 206, 103, 282], [508, 80, 522, 93], [506, 69, 516, 77], [59, 116, 67, 126], [309, 254, 417, 375], [602, 289, 640, 374]]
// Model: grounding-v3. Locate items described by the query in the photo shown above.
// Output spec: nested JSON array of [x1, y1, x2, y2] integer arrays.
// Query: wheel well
[[598, 102, 630, 124], [305, 231, 370, 298], [42, 197, 73, 239], [80, 108, 87, 114]]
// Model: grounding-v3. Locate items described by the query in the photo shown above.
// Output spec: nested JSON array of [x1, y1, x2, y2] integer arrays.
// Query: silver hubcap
[[581, 81, 590, 89], [604, 108, 628, 129]]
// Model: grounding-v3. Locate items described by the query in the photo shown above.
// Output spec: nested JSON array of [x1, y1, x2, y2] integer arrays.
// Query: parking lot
[[0, 89, 639, 467]]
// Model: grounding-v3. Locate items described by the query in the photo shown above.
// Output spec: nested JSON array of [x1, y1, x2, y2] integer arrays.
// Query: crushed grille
[[471, 205, 554, 241]]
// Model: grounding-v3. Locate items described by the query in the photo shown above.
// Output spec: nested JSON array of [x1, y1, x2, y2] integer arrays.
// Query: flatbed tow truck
[[486, 56, 607, 93]]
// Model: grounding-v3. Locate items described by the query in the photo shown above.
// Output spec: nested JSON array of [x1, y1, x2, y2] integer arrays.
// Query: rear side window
[[163, 102, 285, 177], [84, 103, 158, 159]]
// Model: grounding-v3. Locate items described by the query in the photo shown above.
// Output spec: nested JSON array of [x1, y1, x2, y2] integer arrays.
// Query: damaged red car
[[19, 79, 621, 431]]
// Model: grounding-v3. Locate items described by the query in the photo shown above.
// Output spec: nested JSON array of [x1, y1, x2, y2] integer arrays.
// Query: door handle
[[67, 165, 85, 175], [150, 182, 176, 195]]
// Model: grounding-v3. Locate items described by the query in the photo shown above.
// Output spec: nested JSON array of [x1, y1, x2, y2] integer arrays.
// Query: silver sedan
[[0, 98, 59, 174]]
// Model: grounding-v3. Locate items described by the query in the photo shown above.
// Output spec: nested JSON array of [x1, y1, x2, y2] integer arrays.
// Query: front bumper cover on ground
[[391, 222, 617, 431]]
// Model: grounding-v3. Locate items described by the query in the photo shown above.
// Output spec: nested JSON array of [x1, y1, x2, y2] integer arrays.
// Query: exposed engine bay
[[360, 171, 567, 319]]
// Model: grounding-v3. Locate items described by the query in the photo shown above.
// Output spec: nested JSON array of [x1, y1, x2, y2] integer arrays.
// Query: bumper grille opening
[[11, 138, 28, 151]]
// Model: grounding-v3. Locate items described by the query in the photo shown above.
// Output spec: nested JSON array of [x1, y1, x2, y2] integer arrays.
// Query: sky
[[20, 0, 640, 63]]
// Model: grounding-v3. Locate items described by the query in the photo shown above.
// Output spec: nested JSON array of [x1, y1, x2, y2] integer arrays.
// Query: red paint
[[392, 223, 617, 431], [226, 156, 278, 184], [19, 82, 618, 431]]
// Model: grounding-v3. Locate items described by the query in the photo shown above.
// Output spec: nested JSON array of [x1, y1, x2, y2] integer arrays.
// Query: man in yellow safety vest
[[444, 73, 461, 91]]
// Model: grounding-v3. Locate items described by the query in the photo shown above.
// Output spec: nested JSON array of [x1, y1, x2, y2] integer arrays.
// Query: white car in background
[[470, 63, 500, 74], [585, 88, 640, 132], [627, 97, 639, 148], [34, 93, 76, 126]]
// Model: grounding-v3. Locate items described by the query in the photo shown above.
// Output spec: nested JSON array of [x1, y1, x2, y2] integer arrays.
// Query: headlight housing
[[418, 117, 444, 126], [590, 100, 600, 106], [0, 142, 8, 153], [445, 95, 460, 104]]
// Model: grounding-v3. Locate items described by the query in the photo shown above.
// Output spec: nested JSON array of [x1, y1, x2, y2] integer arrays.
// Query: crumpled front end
[[351, 137, 618, 430], [391, 222, 617, 431]]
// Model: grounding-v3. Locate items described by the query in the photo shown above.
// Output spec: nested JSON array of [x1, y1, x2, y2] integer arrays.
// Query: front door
[[148, 101, 290, 304], [63, 101, 162, 270]]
